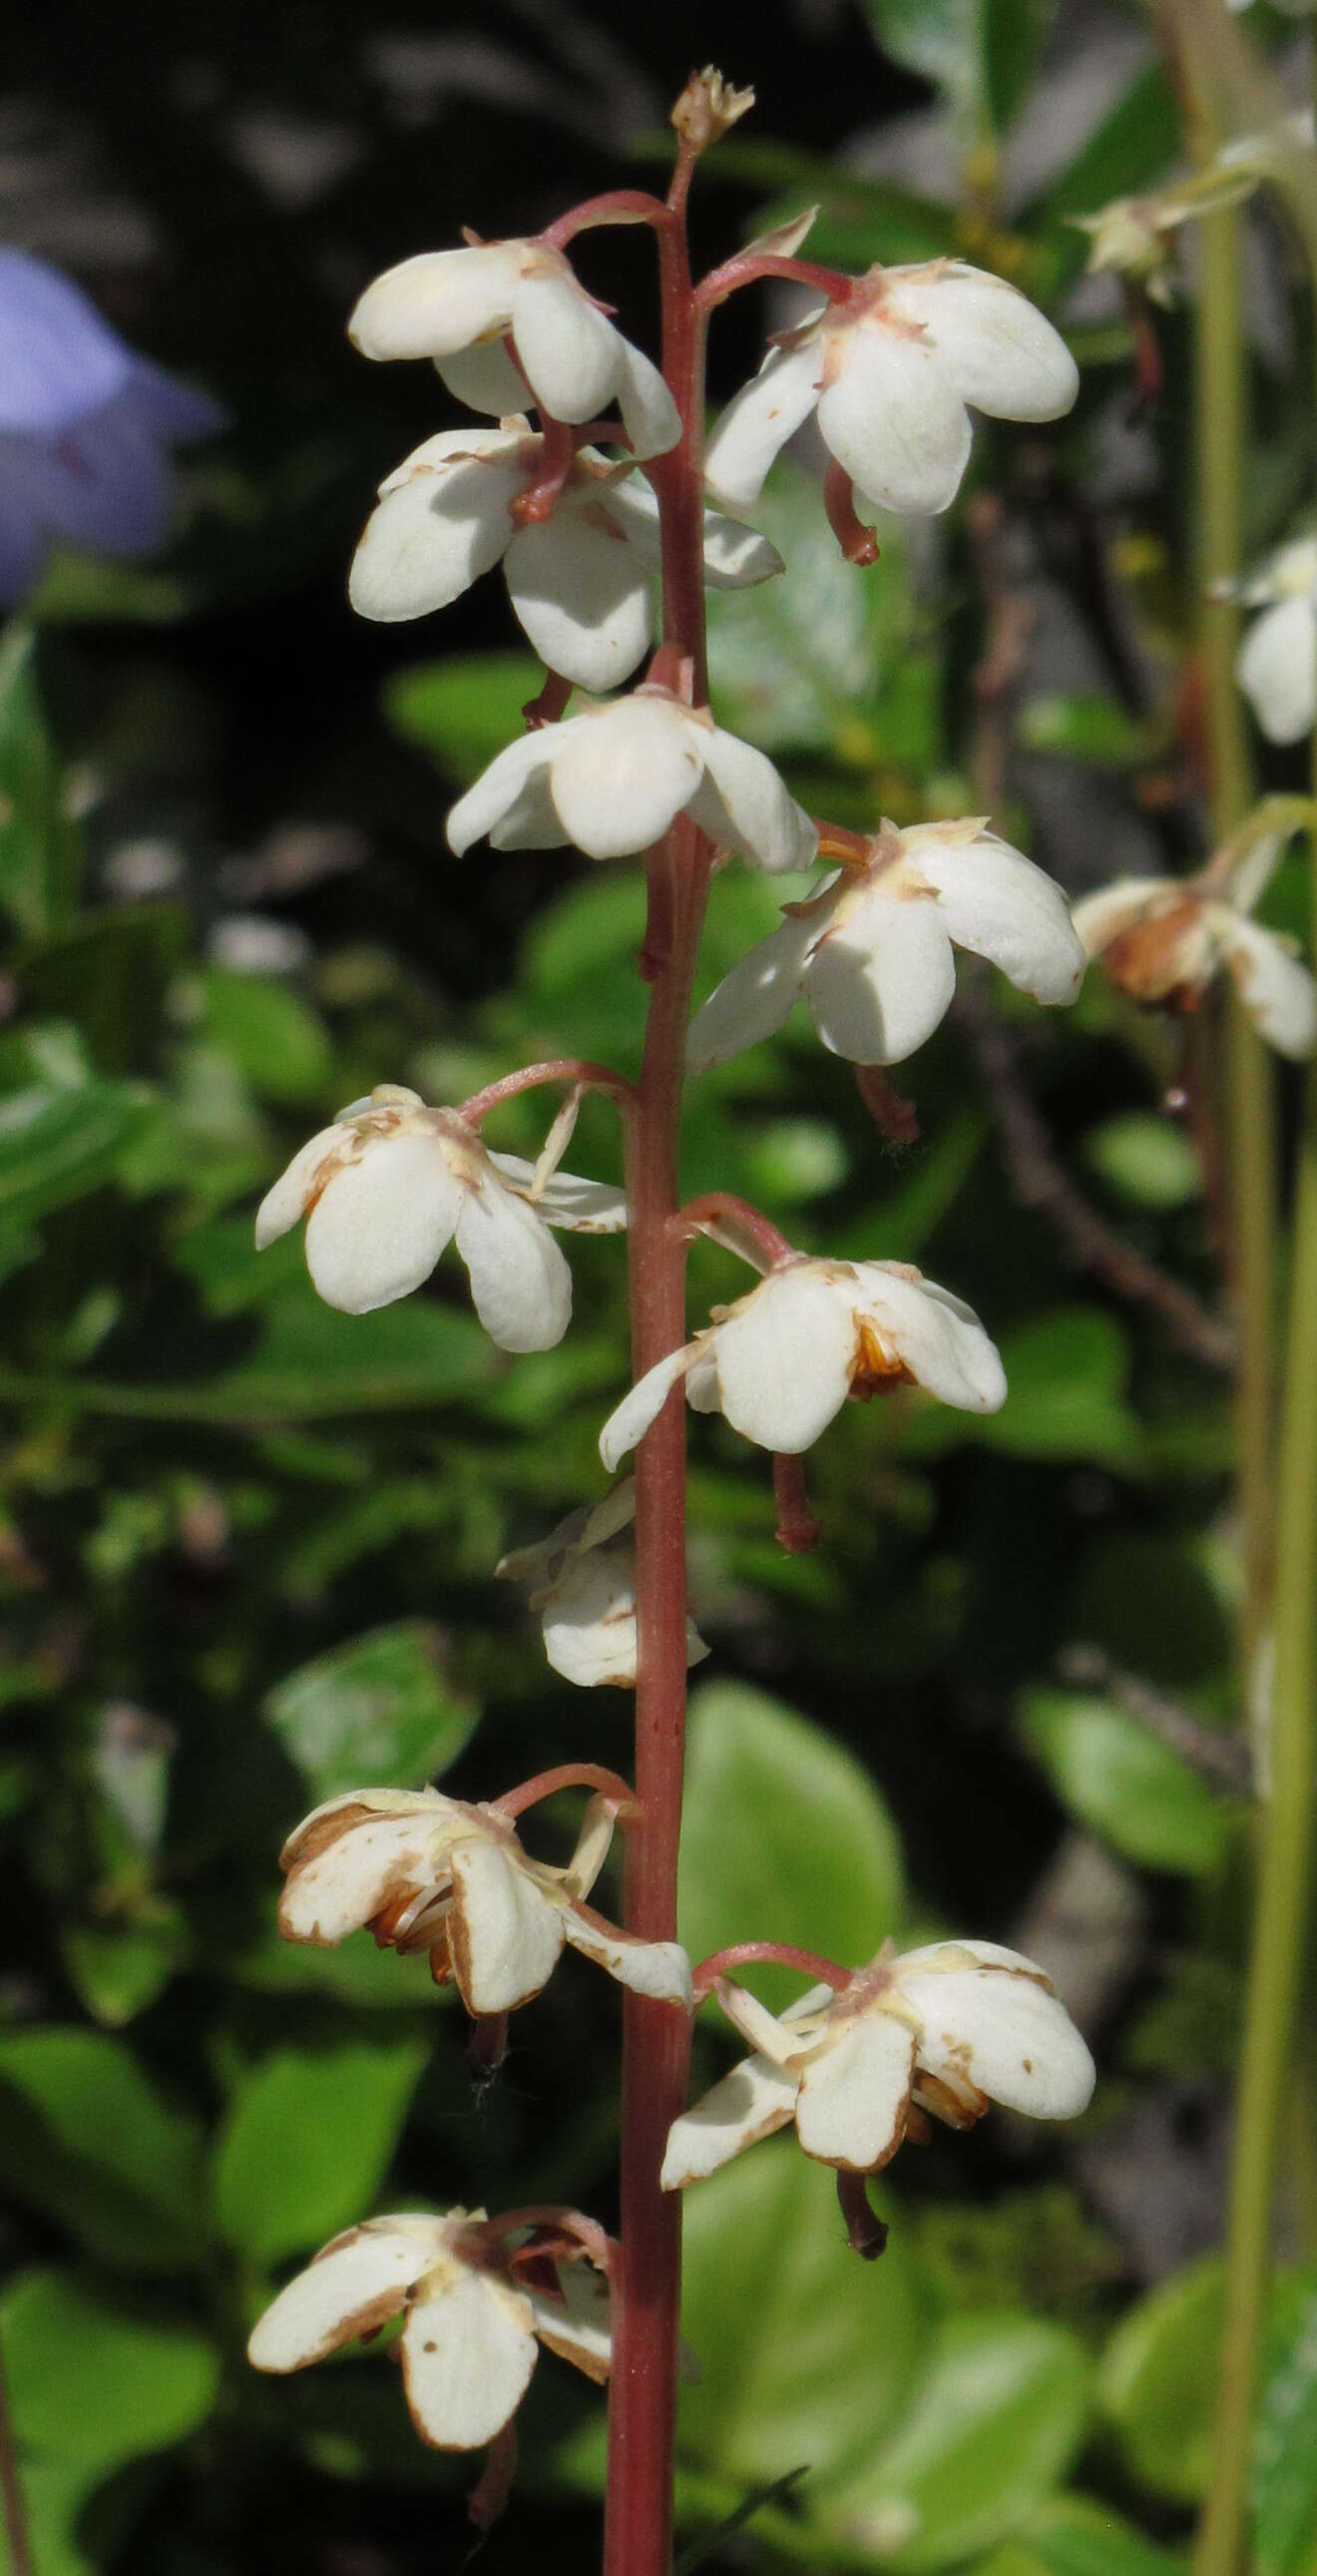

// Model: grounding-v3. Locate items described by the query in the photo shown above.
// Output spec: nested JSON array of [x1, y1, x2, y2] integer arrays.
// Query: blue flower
[[0, 248, 222, 603]]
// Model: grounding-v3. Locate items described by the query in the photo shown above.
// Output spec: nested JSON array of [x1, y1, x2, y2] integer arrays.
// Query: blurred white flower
[[277, 1782, 690, 2014], [705, 258, 1077, 520], [349, 424, 780, 693], [1221, 538, 1317, 745], [687, 817, 1084, 1072], [447, 685, 817, 872], [248, 2210, 610, 2450], [497, 1478, 708, 1686], [348, 237, 680, 457], [599, 1256, 1006, 1469], [661, 1939, 1095, 2188], [255, 1083, 625, 1345], [1073, 863, 1317, 1060]]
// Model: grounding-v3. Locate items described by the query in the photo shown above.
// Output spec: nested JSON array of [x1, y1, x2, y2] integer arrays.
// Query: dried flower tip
[[671, 66, 755, 151], [1073, 869, 1317, 1060]]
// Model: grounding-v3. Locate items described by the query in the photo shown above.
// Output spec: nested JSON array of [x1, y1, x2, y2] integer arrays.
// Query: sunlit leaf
[[1021, 1689, 1232, 1874], [0, 2026, 205, 2273], [383, 651, 545, 784], [265, 1620, 477, 1800], [3, 2268, 220, 2469], [212, 2040, 427, 2266]]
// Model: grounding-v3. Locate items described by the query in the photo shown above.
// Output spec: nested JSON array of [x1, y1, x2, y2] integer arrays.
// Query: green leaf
[[0, 626, 81, 939], [1255, 2274, 1317, 2576], [1034, 64, 1178, 226], [674, 2466, 811, 2573], [0, 2027, 205, 2273], [212, 2040, 427, 2265], [676, 2141, 928, 2493], [980, 2495, 1184, 2576], [1017, 696, 1146, 767], [678, 1682, 905, 2003], [200, 969, 333, 1106], [21, 904, 187, 1074], [62, 1913, 191, 2027], [1082, 1113, 1202, 1212], [1021, 1690, 1231, 1875], [383, 651, 544, 784], [0, 1081, 150, 1230], [3, 2268, 220, 2470], [265, 1620, 477, 1801], [821, 2312, 1092, 2569], [861, 0, 1053, 142], [1098, 2255, 1224, 2501], [983, 1311, 1142, 1467]]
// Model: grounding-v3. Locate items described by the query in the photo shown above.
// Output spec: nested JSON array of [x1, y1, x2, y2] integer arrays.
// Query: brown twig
[[967, 491, 1037, 817], [1059, 1643, 1252, 1796], [955, 982, 1236, 1375]]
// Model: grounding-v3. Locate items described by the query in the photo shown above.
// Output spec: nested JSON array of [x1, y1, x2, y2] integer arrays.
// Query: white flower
[[1073, 870, 1317, 1060], [599, 1256, 1006, 1469], [687, 817, 1085, 1072], [1224, 538, 1317, 746], [496, 1478, 708, 1687], [248, 2209, 610, 2449], [276, 1782, 691, 2014], [255, 1084, 626, 1346], [447, 685, 817, 873], [661, 1939, 1095, 2188], [348, 238, 680, 459], [705, 258, 1078, 520], [349, 423, 781, 693]]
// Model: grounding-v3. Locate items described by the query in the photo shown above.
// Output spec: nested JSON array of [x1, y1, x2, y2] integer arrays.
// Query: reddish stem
[[773, 1451, 822, 1555], [457, 1058, 635, 1125], [602, 171, 712, 2576], [690, 1942, 853, 2005], [508, 412, 579, 525], [824, 461, 880, 566], [491, 1762, 638, 1821], [541, 191, 675, 250], [694, 250, 858, 316], [673, 1190, 794, 1274], [836, 2169, 890, 2261]]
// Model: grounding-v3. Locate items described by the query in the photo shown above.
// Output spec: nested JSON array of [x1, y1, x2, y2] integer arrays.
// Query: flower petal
[[851, 1264, 1007, 1412], [695, 724, 818, 874], [613, 338, 682, 459], [901, 1958, 1096, 2120], [512, 270, 622, 423], [804, 881, 957, 1063], [436, 337, 529, 414], [894, 264, 1079, 421], [446, 729, 558, 856], [487, 1152, 628, 1234], [447, 1836, 567, 2012], [1070, 877, 1172, 957], [525, 2262, 612, 2382], [703, 339, 824, 512], [303, 1133, 466, 1312], [712, 1266, 858, 1452], [910, 827, 1085, 1002], [819, 329, 971, 518], [1217, 911, 1317, 1059], [793, 2013, 916, 2169], [248, 2220, 445, 2370], [1237, 594, 1317, 745], [698, 509, 784, 589], [538, 1546, 639, 1686], [685, 907, 821, 1071], [660, 2052, 799, 2187], [567, 1904, 692, 2004], [349, 246, 522, 360], [549, 699, 701, 859], [599, 1342, 697, 1471], [349, 435, 524, 622], [400, 2272, 537, 2449], [454, 1170, 572, 1350], [504, 511, 652, 693], [254, 1125, 343, 1248], [278, 1806, 456, 1945]]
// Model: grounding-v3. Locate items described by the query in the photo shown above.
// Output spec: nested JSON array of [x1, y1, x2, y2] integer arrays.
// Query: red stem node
[[673, 1192, 795, 1274], [457, 1059, 636, 1125], [491, 1762, 639, 1822], [690, 1943, 853, 2006], [541, 191, 676, 250], [693, 251, 858, 317]]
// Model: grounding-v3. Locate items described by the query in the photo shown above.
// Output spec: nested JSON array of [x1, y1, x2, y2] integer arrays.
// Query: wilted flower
[[447, 685, 817, 872], [1073, 863, 1317, 1060], [496, 1478, 708, 1686], [277, 1782, 691, 2013], [705, 258, 1077, 520], [1073, 159, 1258, 307], [0, 247, 220, 604], [348, 237, 679, 458], [255, 1084, 625, 1346], [599, 1256, 1006, 1468], [687, 817, 1084, 1072], [661, 1939, 1095, 2187], [349, 423, 780, 693], [248, 2209, 610, 2451], [1219, 538, 1317, 746]]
